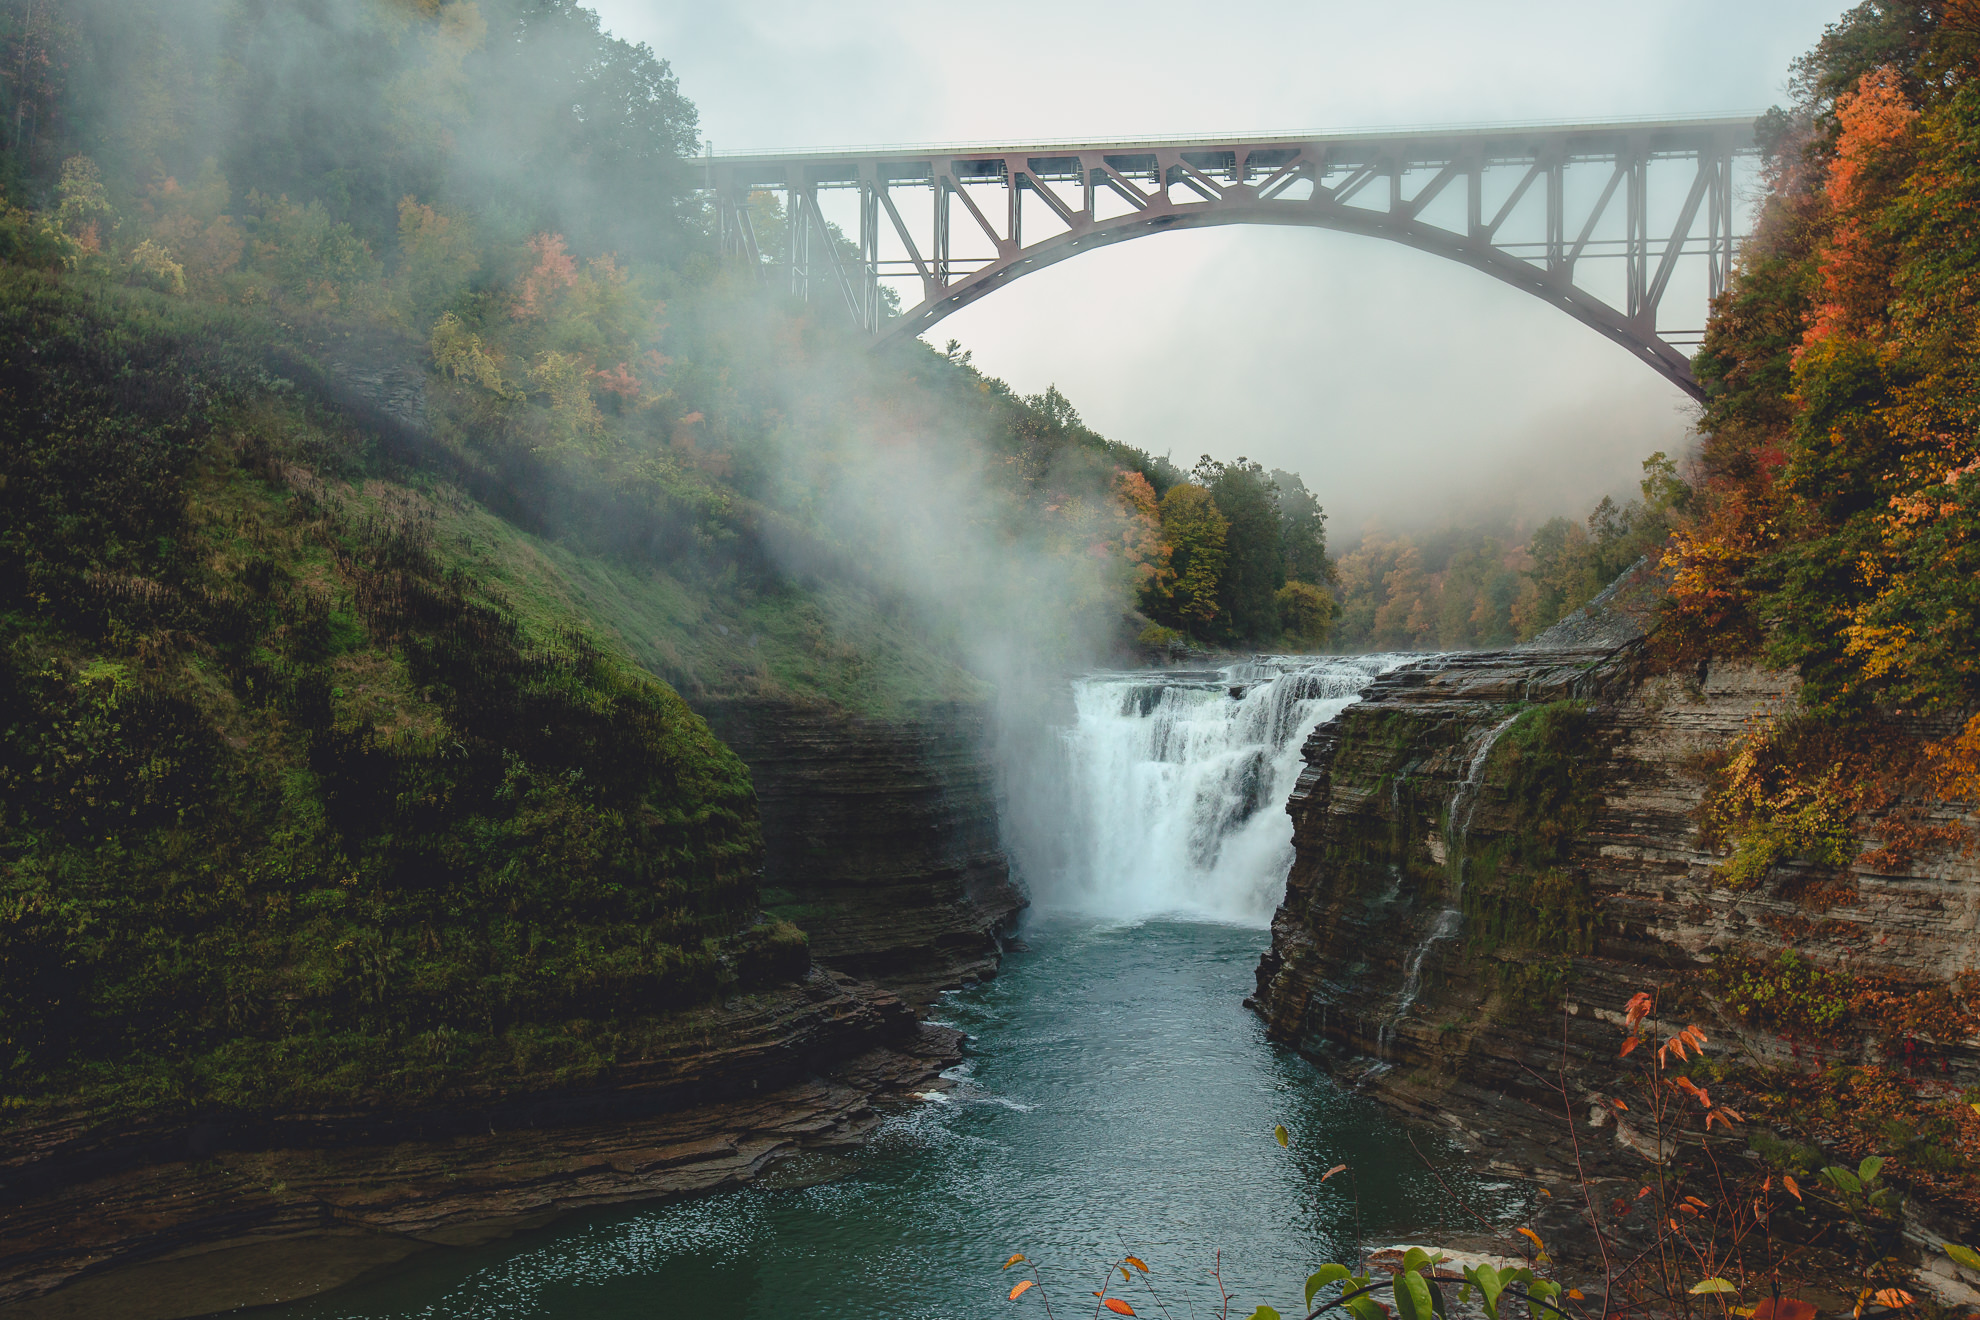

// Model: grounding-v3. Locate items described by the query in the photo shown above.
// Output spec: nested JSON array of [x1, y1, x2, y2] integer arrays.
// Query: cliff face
[[1, 971, 957, 1319], [696, 697, 1025, 1004], [1250, 591, 1980, 1222]]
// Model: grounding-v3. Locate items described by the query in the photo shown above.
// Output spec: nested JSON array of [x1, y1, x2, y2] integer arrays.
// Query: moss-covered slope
[[0, 270, 799, 1123]]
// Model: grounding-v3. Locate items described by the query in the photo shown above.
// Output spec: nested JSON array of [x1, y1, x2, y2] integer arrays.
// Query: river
[[260, 656, 1522, 1320]]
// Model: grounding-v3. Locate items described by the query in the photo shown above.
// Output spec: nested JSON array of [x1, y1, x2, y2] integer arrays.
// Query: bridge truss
[[705, 116, 1757, 399]]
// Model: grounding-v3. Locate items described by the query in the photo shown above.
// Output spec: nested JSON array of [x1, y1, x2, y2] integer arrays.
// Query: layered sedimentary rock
[[2, 971, 955, 1319], [697, 697, 1025, 1003], [1250, 573, 1980, 1200]]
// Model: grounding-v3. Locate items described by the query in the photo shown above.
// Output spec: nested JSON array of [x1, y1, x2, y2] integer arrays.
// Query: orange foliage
[[1113, 469, 1172, 595], [1926, 712, 1980, 803], [1802, 67, 1918, 352], [590, 361, 639, 397], [512, 231, 578, 319]]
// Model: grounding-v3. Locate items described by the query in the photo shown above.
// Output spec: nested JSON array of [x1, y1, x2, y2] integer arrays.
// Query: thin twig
[[1113, 1234, 1177, 1320], [1553, 995, 1616, 1320]]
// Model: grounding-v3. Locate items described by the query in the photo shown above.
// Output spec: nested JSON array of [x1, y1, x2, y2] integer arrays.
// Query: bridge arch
[[706, 119, 1757, 402]]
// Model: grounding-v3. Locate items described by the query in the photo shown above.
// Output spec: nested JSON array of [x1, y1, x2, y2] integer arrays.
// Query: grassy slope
[[0, 270, 818, 1124]]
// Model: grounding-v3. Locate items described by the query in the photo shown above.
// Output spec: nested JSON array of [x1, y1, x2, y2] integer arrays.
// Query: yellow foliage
[[126, 239, 186, 295], [1926, 713, 1980, 803], [429, 312, 514, 398], [527, 350, 603, 447]]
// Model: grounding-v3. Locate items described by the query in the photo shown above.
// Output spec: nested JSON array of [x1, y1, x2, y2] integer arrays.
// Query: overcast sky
[[590, 0, 1843, 537]]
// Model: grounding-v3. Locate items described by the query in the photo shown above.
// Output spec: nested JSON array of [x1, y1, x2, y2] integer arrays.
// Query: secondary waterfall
[[1377, 708, 1524, 1056], [1040, 654, 1405, 926]]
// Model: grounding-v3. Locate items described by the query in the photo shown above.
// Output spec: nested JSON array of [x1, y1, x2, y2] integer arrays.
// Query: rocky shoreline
[[2, 971, 962, 1319]]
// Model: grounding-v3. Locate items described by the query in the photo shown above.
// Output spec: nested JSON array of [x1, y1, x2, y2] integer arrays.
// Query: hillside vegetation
[[0, 269, 798, 1120], [1666, 0, 1980, 862], [0, 0, 1351, 1124]]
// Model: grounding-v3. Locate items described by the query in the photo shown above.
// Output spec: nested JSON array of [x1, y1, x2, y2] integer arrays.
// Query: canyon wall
[[1250, 578, 1980, 1254], [2, 971, 957, 1319], [696, 697, 1025, 1004]]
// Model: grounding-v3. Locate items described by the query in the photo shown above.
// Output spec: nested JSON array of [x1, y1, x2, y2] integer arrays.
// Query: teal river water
[[260, 915, 1523, 1320]]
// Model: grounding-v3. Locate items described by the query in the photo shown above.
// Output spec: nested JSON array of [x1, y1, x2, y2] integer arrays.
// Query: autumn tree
[[1146, 483, 1228, 631], [1276, 580, 1337, 650], [1115, 469, 1173, 600], [1, 0, 68, 170]]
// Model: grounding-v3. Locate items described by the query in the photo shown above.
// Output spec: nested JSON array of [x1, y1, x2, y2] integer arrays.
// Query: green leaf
[[1858, 1156, 1885, 1185], [1344, 1298, 1386, 1320], [1525, 1279, 1561, 1320], [1307, 1264, 1354, 1308], [1248, 1308, 1282, 1320], [1402, 1248, 1442, 1275], [1689, 1278, 1738, 1295], [1945, 1243, 1980, 1273], [1822, 1166, 1862, 1195], [1464, 1264, 1504, 1319], [1395, 1270, 1437, 1320], [1275, 1125, 1290, 1148]]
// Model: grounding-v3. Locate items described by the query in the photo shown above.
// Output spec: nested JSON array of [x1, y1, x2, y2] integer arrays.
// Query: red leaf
[[1753, 1299, 1817, 1320], [1104, 1300, 1137, 1316], [1322, 1164, 1348, 1183], [1010, 1280, 1035, 1301], [1125, 1257, 1151, 1274], [1618, 1038, 1639, 1059]]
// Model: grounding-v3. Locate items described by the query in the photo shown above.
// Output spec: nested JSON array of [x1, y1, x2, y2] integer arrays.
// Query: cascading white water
[[1040, 654, 1406, 926], [1376, 708, 1525, 1056]]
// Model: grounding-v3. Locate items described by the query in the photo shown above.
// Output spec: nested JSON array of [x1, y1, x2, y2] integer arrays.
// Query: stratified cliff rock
[[697, 698, 1025, 1004], [1250, 572, 1980, 1242], [1, 971, 957, 1319]]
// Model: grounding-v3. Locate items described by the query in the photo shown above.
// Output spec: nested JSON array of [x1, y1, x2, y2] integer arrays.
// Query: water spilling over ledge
[[1037, 655, 1410, 925]]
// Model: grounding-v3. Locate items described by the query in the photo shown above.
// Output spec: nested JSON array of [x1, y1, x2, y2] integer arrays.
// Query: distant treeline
[[1325, 453, 1689, 652]]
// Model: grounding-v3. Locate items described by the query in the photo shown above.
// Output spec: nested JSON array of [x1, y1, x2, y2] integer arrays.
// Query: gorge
[[7, 4, 1980, 1318], [234, 655, 1508, 1319]]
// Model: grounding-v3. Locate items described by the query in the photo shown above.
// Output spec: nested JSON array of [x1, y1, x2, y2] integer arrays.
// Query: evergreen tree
[[1196, 456, 1283, 645], [1271, 468, 1332, 586]]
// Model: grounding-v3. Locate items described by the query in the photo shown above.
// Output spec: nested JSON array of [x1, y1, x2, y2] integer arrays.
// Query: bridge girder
[[705, 118, 1757, 402]]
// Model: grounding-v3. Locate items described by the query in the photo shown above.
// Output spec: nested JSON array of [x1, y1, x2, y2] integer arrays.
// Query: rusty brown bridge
[[703, 116, 1758, 400]]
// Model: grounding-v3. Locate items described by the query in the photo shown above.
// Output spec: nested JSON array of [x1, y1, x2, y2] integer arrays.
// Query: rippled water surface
[[266, 916, 1519, 1320]]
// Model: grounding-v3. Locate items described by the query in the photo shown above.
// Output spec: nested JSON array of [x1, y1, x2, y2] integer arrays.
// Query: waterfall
[[1040, 654, 1405, 926], [1449, 711, 1522, 854], [1377, 709, 1523, 1054]]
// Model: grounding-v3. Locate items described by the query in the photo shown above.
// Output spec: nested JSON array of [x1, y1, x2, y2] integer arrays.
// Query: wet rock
[[695, 697, 1025, 1005], [1, 974, 959, 1317]]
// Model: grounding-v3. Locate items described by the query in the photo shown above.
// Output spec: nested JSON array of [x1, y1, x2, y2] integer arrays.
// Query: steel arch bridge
[[704, 116, 1758, 401]]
